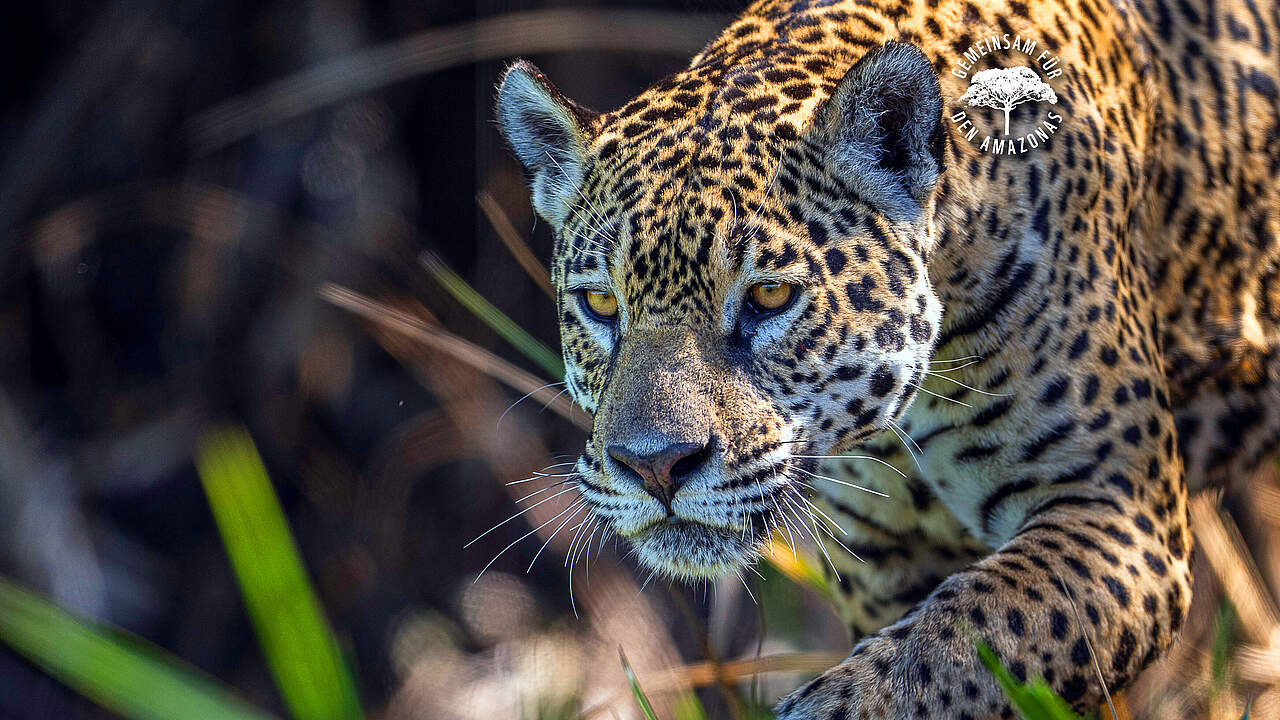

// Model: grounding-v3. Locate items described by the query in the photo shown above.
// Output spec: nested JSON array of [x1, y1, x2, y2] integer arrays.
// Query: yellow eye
[[582, 289, 618, 319], [748, 282, 796, 312]]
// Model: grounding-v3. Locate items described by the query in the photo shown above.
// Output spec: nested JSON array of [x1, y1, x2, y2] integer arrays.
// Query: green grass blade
[[196, 427, 363, 720], [673, 693, 707, 720], [420, 251, 565, 379], [619, 647, 659, 720], [976, 641, 1081, 720], [1211, 600, 1237, 693], [0, 576, 277, 720]]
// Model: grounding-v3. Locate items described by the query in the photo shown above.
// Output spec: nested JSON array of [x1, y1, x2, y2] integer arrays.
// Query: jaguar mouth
[[628, 517, 759, 579]]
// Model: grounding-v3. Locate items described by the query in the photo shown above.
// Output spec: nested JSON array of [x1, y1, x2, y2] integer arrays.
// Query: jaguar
[[494, 0, 1280, 715]]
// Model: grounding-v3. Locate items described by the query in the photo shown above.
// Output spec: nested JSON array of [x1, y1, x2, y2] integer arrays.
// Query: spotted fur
[[495, 0, 1280, 716]]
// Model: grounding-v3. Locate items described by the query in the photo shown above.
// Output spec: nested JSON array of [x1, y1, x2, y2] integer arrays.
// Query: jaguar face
[[497, 43, 947, 579]]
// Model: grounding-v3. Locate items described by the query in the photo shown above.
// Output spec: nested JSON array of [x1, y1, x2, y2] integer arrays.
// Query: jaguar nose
[[607, 439, 713, 509]]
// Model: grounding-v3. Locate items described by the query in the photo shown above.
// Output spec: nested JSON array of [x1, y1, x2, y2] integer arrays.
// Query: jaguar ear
[[496, 60, 599, 228], [816, 42, 945, 221]]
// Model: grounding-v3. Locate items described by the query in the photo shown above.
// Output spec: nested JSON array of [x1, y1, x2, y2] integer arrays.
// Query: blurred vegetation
[[977, 642, 1082, 720], [1, 426, 362, 720], [0, 578, 275, 720], [4, 1, 1280, 719], [195, 428, 363, 720]]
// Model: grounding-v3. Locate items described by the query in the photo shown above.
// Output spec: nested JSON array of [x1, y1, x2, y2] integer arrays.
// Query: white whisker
[[464, 485, 579, 548], [765, 499, 783, 557], [926, 359, 982, 374], [926, 371, 1013, 397], [498, 381, 565, 427], [802, 503, 864, 564], [793, 491, 851, 535], [639, 569, 659, 593], [594, 525, 611, 560], [526, 502, 588, 572], [579, 520, 602, 586], [769, 477, 801, 560], [929, 354, 982, 366], [906, 380, 974, 408], [506, 462, 575, 485], [735, 570, 758, 605], [540, 460, 579, 470], [785, 487, 859, 566], [568, 513, 600, 618], [886, 420, 924, 473], [475, 497, 586, 582], [506, 471, 573, 486], [799, 503, 842, 582], [792, 454, 907, 479], [750, 473, 768, 542], [565, 513, 593, 568], [539, 387, 570, 415], [778, 491, 819, 547], [793, 466, 890, 498], [511, 480, 573, 504]]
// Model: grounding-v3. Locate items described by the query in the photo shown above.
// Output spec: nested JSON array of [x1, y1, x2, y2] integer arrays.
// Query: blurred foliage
[[672, 693, 708, 720], [0, 577, 276, 720], [0, 426, 369, 720], [760, 534, 829, 602], [421, 251, 565, 379], [977, 641, 1082, 720], [1212, 601, 1238, 695], [195, 427, 363, 720]]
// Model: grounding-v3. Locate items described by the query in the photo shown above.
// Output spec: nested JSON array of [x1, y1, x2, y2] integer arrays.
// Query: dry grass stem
[[581, 651, 848, 719], [319, 283, 589, 431], [189, 9, 730, 151], [1190, 493, 1280, 644], [477, 190, 555, 299]]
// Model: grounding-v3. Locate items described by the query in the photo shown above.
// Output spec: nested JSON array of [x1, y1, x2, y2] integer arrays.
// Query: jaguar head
[[496, 42, 947, 579]]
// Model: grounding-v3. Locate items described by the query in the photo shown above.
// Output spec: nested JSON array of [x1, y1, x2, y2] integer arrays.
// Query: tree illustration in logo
[[960, 67, 1058, 136]]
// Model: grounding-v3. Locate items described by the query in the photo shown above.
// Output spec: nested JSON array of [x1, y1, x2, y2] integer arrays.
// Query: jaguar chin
[[582, 445, 840, 582], [625, 519, 757, 581]]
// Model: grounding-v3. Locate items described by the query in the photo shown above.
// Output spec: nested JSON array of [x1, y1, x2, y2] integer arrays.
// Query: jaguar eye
[[581, 289, 619, 321], [746, 281, 797, 314]]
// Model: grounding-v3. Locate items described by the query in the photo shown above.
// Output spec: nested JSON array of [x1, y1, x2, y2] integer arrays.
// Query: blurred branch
[[1191, 493, 1280, 645], [477, 190, 555, 300], [188, 9, 729, 152], [24, 180, 325, 266], [1235, 642, 1280, 684], [318, 284, 589, 431], [582, 651, 848, 719]]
